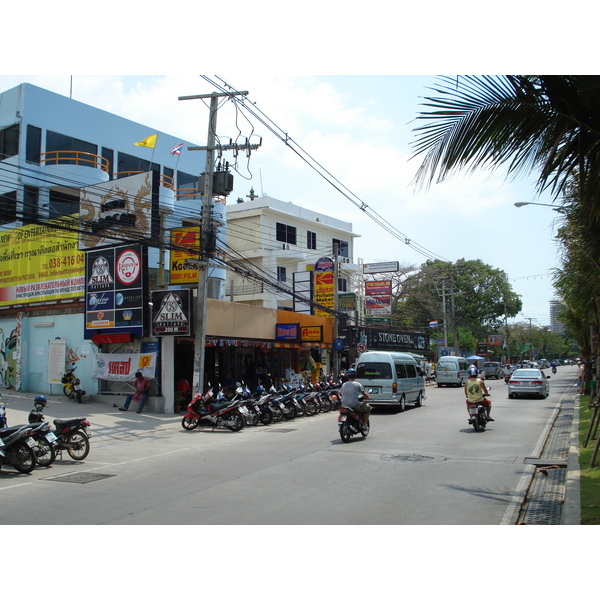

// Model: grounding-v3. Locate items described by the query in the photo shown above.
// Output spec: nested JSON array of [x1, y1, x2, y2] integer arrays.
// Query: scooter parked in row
[[181, 386, 245, 432], [28, 395, 91, 460], [0, 422, 37, 473]]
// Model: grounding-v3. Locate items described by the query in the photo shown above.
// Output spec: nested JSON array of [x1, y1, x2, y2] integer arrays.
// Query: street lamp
[[514, 202, 567, 213]]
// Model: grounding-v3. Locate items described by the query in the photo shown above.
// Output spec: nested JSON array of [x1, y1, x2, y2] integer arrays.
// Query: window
[[0, 124, 19, 160], [277, 266, 287, 282], [49, 190, 78, 217], [405, 364, 417, 378], [307, 230, 316, 250], [276, 222, 296, 245], [46, 131, 97, 166], [164, 166, 174, 188], [0, 191, 17, 224], [332, 238, 349, 257], [117, 151, 159, 177], [396, 364, 407, 379], [102, 147, 114, 178], [26, 125, 41, 164], [23, 186, 39, 224], [338, 278, 347, 292], [356, 362, 392, 379], [177, 171, 197, 189]]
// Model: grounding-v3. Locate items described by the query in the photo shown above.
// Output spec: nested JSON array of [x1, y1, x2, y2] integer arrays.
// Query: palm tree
[[412, 75, 600, 224]]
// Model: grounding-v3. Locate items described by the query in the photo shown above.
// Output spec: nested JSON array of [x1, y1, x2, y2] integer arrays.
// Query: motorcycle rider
[[465, 366, 493, 421], [340, 368, 371, 430]]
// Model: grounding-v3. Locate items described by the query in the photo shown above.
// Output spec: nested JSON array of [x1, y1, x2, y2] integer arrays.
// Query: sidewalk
[[0, 388, 181, 443]]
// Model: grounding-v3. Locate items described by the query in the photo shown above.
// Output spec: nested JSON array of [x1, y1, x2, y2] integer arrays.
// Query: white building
[[225, 195, 361, 311]]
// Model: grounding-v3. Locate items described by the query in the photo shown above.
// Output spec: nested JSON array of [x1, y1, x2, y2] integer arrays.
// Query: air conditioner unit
[[341, 257, 351, 263]]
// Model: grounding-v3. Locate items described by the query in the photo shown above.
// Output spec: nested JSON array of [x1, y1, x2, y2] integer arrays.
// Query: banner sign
[[365, 295, 392, 315], [363, 261, 399, 274], [276, 323, 299, 340], [92, 352, 156, 381], [314, 271, 334, 317], [79, 171, 160, 250], [170, 227, 200, 284], [339, 326, 429, 352], [84, 244, 148, 339], [0, 217, 85, 307], [365, 280, 392, 295], [301, 325, 323, 342], [151, 289, 192, 336]]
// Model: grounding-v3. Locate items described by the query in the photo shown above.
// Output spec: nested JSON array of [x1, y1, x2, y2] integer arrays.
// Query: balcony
[[26, 151, 111, 189], [114, 171, 175, 213]]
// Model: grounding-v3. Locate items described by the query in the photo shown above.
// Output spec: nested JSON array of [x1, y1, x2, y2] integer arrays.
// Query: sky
[[0, 74, 565, 326]]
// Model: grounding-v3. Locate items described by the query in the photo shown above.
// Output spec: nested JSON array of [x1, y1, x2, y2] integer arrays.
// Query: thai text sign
[[0, 218, 85, 307], [92, 352, 156, 381], [314, 271, 334, 317], [170, 227, 200, 284]]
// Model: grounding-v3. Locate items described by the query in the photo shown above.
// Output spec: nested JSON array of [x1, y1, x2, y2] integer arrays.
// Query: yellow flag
[[134, 134, 158, 148]]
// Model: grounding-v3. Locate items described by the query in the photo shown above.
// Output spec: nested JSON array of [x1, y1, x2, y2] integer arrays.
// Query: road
[[0, 366, 577, 525]]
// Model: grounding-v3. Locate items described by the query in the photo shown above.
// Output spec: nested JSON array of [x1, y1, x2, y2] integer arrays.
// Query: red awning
[[91, 333, 132, 345]]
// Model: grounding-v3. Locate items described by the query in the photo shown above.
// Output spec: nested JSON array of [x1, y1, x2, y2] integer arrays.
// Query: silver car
[[507, 368, 550, 398]]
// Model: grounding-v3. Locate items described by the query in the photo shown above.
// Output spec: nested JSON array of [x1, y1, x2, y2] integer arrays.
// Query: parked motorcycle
[[28, 395, 91, 460], [181, 387, 245, 432], [0, 423, 37, 473], [61, 363, 86, 403]]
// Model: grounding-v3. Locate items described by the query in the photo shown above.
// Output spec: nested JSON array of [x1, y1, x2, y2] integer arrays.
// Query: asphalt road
[[0, 367, 577, 525]]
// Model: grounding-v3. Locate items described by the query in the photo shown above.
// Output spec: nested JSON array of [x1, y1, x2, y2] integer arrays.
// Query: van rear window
[[356, 363, 392, 379]]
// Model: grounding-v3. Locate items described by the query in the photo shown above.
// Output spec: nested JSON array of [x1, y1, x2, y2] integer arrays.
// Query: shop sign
[[338, 292, 356, 311], [363, 261, 399, 274], [151, 289, 192, 336], [276, 323, 299, 340], [84, 244, 148, 339], [301, 325, 323, 342], [365, 295, 392, 315], [169, 227, 200, 284], [314, 271, 334, 317], [92, 352, 156, 381], [314, 257, 334, 272], [365, 280, 392, 295]]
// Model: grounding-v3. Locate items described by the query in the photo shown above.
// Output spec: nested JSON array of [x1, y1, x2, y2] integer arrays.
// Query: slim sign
[[151, 289, 191, 336], [84, 244, 148, 339]]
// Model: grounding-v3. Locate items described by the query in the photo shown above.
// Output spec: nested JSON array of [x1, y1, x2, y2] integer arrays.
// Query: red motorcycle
[[181, 387, 245, 432]]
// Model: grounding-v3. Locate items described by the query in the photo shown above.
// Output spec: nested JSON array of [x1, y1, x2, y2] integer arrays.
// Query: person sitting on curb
[[119, 371, 150, 414]]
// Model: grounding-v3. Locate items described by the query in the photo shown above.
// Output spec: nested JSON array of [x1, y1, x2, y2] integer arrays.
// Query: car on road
[[507, 368, 551, 398], [482, 362, 504, 379]]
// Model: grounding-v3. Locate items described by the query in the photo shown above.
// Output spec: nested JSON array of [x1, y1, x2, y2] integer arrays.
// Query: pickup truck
[[481, 362, 504, 379]]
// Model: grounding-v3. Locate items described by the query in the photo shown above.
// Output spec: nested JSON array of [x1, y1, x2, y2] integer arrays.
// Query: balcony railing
[[41, 151, 110, 172], [115, 171, 174, 190]]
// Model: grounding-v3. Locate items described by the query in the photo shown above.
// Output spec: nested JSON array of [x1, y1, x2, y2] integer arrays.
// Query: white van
[[436, 356, 469, 387], [354, 351, 426, 412]]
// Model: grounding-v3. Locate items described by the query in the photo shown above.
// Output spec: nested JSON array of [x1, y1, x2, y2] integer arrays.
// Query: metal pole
[[192, 93, 218, 395]]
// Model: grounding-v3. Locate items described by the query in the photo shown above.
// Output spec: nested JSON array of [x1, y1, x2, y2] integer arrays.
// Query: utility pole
[[178, 90, 259, 395]]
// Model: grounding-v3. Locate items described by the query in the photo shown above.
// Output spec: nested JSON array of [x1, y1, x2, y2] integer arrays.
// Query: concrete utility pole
[[178, 90, 259, 395]]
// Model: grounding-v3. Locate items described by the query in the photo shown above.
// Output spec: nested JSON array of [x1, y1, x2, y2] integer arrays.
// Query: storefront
[[173, 299, 333, 397]]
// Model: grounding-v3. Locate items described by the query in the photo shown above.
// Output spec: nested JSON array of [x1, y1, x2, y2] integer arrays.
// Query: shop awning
[[274, 342, 332, 349]]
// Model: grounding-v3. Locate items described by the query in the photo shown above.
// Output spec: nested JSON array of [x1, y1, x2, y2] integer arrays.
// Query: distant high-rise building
[[550, 299, 566, 335]]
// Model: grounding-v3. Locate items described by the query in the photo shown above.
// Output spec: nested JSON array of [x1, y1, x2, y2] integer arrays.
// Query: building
[[0, 82, 342, 408], [225, 194, 360, 310], [550, 298, 566, 335]]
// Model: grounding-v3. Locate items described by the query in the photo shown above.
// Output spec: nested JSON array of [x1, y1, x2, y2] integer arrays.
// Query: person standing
[[119, 371, 150, 414], [577, 361, 585, 393]]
